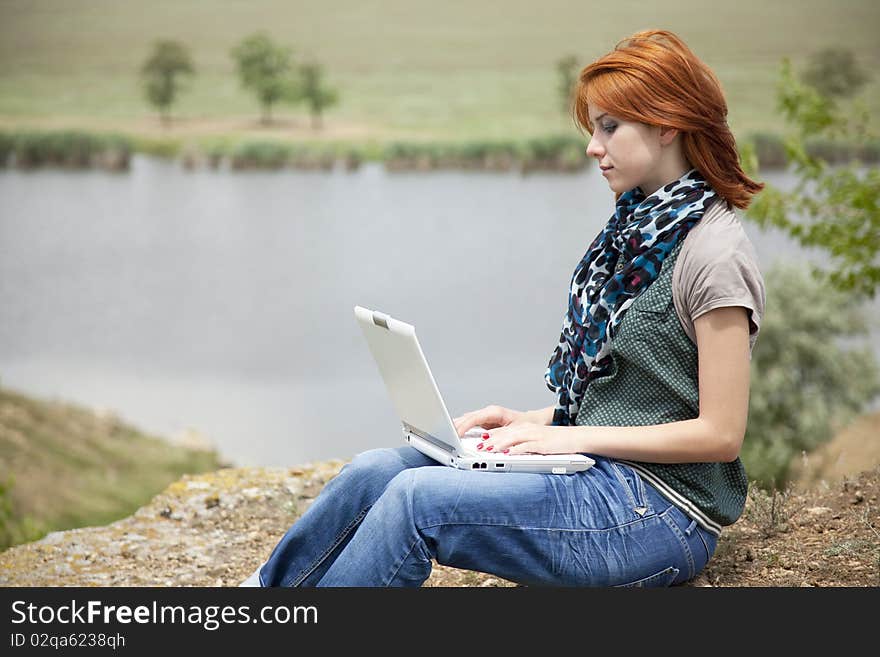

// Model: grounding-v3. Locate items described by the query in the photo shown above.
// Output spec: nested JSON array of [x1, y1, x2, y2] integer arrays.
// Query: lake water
[[1, 157, 877, 467]]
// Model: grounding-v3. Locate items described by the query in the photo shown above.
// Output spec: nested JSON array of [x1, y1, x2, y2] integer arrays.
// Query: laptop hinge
[[403, 422, 454, 454]]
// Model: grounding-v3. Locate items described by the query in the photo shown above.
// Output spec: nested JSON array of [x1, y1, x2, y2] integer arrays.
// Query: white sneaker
[[238, 563, 264, 587]]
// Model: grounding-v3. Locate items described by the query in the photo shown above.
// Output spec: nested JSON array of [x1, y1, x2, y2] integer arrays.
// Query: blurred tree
[[140, 40, 195, 126], [231, 32, 299, 125], [744, 56, 880, 299], [801, 47, 870, 100], [742, 262, 880, 490], [556, 54, 579, 117], [299, 60, 339, 130]]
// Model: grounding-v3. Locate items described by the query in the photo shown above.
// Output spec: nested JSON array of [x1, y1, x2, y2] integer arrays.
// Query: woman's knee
[[334, 447, 414, 493], [380, 465, 464, 524], [348, 447, 401, 472], [371, 467, 440, 526], [381, 468, 418, 504]]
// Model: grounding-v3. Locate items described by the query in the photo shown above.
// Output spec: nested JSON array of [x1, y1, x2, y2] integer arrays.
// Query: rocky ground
[[1, 458, 877, 587]]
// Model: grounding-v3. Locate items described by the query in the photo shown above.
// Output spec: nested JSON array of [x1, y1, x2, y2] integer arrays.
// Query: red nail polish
[[503, 449, 509, 454], [477, 443, 483, 450], [482, 432, 490, 439], [486, 446, 493, 451]]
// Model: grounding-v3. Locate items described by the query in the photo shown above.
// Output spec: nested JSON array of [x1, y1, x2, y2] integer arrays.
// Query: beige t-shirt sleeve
[[672, 206, 766, 358]]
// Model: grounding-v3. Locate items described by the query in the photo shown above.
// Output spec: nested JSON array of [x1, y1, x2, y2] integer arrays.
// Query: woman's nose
[[585, 135, 602, 158]]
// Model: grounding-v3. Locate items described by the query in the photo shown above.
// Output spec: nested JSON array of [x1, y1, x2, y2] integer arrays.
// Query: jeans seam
[[609, 462, 640, 514], [418, 517, 652, 534], [286, 505, 371, 587], [697, 528, 712, 563], [660, 510, 695, 581], [382, 536, 428, 586]]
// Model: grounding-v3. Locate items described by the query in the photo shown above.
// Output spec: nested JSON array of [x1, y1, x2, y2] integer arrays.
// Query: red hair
[[573, 29, 764, 210]]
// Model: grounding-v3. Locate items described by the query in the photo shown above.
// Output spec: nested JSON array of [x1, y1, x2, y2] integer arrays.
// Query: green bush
[[229, 140, 293, 169], [9, 129, 131, 170], [383, 141, 425, 161], [741, 132, 871, 169], [522, 134, 586, 172], [384, 136, 585, 172], [340, 145, 367, 170], [742, 261, 880, 490], [745, 131, 788, 169], [856, 138, 880, 164], [383, 141, 434, 170], [288, 144, 335, 170], [132, 136, 182, 159], [0, 132, 14, 167], [804, 136, 856, 164]]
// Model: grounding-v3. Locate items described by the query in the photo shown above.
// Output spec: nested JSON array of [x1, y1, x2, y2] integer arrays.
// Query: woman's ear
[[658, 125, 680, 146]]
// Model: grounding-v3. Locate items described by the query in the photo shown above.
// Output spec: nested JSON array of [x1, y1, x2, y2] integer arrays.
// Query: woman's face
[[585, 105, 669, 196]]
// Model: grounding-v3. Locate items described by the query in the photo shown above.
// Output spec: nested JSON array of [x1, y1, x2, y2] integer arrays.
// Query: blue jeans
[[256, 446, 718, 587]]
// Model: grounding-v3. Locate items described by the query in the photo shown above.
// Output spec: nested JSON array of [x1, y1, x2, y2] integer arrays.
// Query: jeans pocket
[[697, 528, 717, 565], [613, 566, 679, 588], [609, 462, 649, 517]]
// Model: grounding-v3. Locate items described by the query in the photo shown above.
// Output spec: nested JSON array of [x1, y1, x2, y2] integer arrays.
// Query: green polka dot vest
[[575, 240, 747, 535]]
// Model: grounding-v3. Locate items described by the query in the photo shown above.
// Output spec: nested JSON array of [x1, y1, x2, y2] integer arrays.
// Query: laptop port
[[480, 462, 487, 468], [495, 463, 504, 468], [472, 463, 480, 469]]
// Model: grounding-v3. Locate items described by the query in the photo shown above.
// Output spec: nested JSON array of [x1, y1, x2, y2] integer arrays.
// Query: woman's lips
[[602, 167, 613, 176]]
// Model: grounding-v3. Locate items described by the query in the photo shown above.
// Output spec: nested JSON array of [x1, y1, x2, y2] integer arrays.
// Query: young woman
[[241, 28, 766, 588]]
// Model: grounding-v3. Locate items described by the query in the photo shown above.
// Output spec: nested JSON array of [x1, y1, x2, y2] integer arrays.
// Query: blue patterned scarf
[[545, 168, 718, 426]]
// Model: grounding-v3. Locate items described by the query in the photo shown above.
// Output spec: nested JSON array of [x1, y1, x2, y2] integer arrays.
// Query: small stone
[[745, 548, 755, 562], [241, 487, 262, 500], [806, 506, 833, 516]]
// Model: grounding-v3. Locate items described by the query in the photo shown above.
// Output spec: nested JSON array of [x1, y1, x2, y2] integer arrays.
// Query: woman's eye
[[602, 124, 616, 134]]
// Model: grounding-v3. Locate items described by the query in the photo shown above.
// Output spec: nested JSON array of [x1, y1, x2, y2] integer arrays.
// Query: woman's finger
[[455, 415, 483, 437], [479, 428, 515, 452]]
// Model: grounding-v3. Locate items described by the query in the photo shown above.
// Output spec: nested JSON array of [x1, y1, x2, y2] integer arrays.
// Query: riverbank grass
[[2, 127, 878, 172], [0, 385, 227, 552]]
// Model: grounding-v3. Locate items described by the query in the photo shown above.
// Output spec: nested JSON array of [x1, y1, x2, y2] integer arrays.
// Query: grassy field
[[1, 0, 879, 144], [0, 385, 227, 551]]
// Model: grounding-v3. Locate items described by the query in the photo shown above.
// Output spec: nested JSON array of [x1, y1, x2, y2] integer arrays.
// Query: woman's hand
[[478, 424, 581, 455], [452, 405, 530, 438]]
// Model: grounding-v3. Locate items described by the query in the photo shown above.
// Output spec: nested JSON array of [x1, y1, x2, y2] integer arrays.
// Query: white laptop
[[354, 305, 594, 475]]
